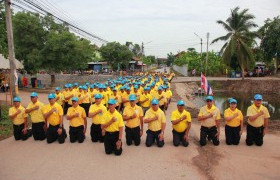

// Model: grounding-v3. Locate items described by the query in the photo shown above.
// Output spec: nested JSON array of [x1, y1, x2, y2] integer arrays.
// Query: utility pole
[[5, 0, 18, 99], [194, 33, 203, 71], [205, 32, 209, 75], [141, 42, 144, 72]]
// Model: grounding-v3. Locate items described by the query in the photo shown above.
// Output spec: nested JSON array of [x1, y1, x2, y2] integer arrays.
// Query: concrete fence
[[172, 64, 188, 76]]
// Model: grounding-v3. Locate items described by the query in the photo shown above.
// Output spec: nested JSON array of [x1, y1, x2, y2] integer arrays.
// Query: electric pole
[[5, 0, 18, 99], [194, 33, 203, 71], [205, 32, 209, 75]]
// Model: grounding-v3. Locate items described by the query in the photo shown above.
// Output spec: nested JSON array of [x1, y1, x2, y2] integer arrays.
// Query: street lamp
[[194, 33, 203, 70]]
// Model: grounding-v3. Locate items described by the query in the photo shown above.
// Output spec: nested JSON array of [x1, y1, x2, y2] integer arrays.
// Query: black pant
[[80, 103, 90, 117], [225, 125, 241, 145], [172, 129, 189, 147], [32, 122, 46, 141], [145, 129, 164, 147], [200, 126, 219, 146], [90, 124, 104, 142], [142, 107, 149, 116], [104, 131, 122, 156], [64, 102, 69, 115], [246, 124, 264, 146], [46, 125, 66, 144], [125, 126, 141, 146], [69, 125, 85, 143], [13, 124, 32, 141]]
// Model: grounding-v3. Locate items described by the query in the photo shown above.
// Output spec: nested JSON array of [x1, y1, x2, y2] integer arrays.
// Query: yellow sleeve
[[26, 103, 32, 110], [144, 109, 152, 119], [187, 112, 192, 122], [101, 112, 108, 124], [58, 105, 63, 116], [123, 107, 129, 116], [264, 108, 270, 119], [139, 107, 143, 117], [8, 108, 13, 116], [239, 110, 244, 121], [66, 108, 72, 116], [224, 109, 230, 118], [118, 114, 124, 127], [81, 108, 86, 118], [89, 105, 95, 113], [161, 111, 166, 123], [215, 109, 221, 120], [198, 108, 204, 116], [170, 111, 177, 121], [246, 106, 253, 117]]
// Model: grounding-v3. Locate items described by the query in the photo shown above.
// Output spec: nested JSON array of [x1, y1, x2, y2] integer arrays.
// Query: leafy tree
[[211, 7, 258, 80], [166, 52, 175, 66], [0, 2, 8, 57], [100, 42, 133, 71], [126, 41, 142, 57], [142, 55, 155, 66], [259, 16, 280, 73]]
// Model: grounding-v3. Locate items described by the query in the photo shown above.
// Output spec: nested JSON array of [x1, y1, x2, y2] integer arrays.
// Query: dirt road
[[0, 82, 280, 180]]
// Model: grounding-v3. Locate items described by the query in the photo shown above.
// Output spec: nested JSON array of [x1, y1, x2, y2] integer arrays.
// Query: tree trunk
[[241, 65, 245, 80], [275, 56, 279, 74], [51, 74, 55, 87]]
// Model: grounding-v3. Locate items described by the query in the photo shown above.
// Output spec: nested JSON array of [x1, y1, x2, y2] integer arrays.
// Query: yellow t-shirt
[[122, 92, 130, 107], [166, 90, 172, 99], [247, 104, 270, 127], [100, 91, 108, 106], [77, 91, 84, 98], [26, 101, 45, 123], [171, 109, 192, 133], [55, 92, 64, 106], [144, 108, 166, 131], [9, 105, 27, 125], [123, 105, 143, 128], [140, 93, 152, 108], [67, 90, 77, 105], [67, 105, 86, 127], [224, 108, 243, 127], [89, 103, 107, 124], [81, 92, 91, 104], [43, 102, 63, 126], [153, 92, 167, 106], [198, 105, 221, 127], [102, 110, 124, 132]]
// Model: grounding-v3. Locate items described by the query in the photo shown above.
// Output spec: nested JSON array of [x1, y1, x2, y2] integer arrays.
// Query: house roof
[[0, 54, 24, 69]]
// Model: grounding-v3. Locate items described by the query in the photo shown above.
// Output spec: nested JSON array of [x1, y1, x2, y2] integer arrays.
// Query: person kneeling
[[101, 99, 124, 156], [66, 97, 87, 143]]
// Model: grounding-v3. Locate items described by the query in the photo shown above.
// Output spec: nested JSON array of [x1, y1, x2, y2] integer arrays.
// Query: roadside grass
[[0, 104, 13, 140]]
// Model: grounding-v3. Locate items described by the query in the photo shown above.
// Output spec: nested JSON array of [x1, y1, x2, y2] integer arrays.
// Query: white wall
[[172, 64, 188, 76]]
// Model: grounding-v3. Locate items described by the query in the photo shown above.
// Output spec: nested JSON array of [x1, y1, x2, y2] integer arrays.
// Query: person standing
[[122, 94, 144, 146], [9, 97, 31, 141], [55, 87, 64, 107], [139, 87, 152, 115], [88, 94, 107, 143], [66, 97, 87, 143], [224, 98, 244, 145], [101, 99, 124, 156], [198, 96, 221, 146], [25, 92, 46, 141], [43, 93, 66, 144], [170, 100, 191, 147], [246, 94, 270, 146], [143, 99, 166, 147]]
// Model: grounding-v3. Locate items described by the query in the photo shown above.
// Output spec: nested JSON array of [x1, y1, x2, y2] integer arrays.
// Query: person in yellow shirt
[[165, 86, 172, 105], [123, 94, 144, 146], [198, 96, 221, 146], [139, 87, 152, 115], [80, 86, 91, 116], [55, 87, 64, 107], [143, 99, 166, 147], [224, 98, 244, 145], [154, 86, 167, 112], [88, 94, 107, 142], [43, 93, 66, 144], [170, 100, 191, 147], [64, 84, 75, 114], [131, 85, 141, 105], [118, 86, 126, 112], [25, 92, 46, 141], [62, 84, 70, 114], [246, 94, 270, 146], [122, 87, 131, 108], [101, 99, 124, 156], [66, 97, 87, 143], [9, 97, 31, 141], [110, 88, 121, 111]]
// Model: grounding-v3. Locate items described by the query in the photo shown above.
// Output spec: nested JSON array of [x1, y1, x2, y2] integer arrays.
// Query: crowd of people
[[8, 72, 270, 156]]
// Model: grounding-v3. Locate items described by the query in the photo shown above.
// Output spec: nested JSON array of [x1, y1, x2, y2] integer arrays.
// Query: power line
[[15, 0, 108, 44]]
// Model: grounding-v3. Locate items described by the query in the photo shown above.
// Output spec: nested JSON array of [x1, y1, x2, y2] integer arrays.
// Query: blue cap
[[55, 87, 61, 91], [229, 98, 237, 104], [158, 86, 163, 91], [72, 97, 78, 102], [151, 99, 159, 105], [126, 87, 131, 91], [177, 100, 185, 106], [79, 86, 83, 89], [94, 94, 102, 99], [163, 86, 167, 89], [120, 86, 124, 90], [68, 84, 73, 88], [129, 94, 137, 101], [112, 88, 117, 91], [254, 94, 263, 100], [108, 99, 116, 105], [74, 83, 78, 86], [89, 85, 94, 89], [134, 85, 138, 89], [64, 84, 69, 88], [13, 96, 21, 102], [83, 85, 88, 90], [205, 96, 214, 101], [30, 92, 38, 97], [144, 87, 150, 91], [48, 93, 56, 99]]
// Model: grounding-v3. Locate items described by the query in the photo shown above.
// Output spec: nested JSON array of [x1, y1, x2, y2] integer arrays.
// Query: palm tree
[[211, 7, 258, 80]]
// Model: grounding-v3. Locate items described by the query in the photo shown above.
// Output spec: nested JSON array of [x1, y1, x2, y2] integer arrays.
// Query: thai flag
[[201, 73, 213, 95]]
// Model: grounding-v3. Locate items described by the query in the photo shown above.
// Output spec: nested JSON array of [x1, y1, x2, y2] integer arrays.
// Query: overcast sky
[[50, 0, 279, 57]]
